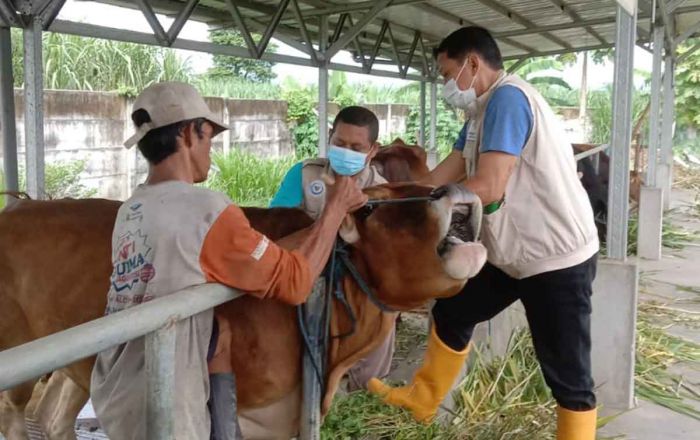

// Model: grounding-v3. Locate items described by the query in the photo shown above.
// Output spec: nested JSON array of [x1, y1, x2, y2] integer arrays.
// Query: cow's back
[[0, 198, 120, 389]]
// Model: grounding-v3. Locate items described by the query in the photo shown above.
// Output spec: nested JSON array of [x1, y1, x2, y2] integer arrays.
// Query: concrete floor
[[598, 188, 700, 440]]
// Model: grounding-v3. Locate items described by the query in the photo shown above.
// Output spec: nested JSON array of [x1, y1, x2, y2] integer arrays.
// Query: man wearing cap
[[90, 82, 367, 440], [270, 105, 395, 392], [368, 27, 599, 440]]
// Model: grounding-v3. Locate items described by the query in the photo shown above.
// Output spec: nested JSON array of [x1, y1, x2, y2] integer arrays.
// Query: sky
[[56, 0, 654, 90]]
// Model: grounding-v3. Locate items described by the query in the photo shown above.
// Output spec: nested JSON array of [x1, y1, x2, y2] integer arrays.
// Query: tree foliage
[[674, 39, 700, 129], [207, 29, 276, 83], [10, 29, 191, 95]]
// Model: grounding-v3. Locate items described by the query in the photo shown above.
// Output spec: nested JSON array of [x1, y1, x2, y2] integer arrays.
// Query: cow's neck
[[321, 252, 398, 413]]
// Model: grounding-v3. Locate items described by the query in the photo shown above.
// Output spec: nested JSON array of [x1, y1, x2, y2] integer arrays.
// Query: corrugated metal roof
[[58, 0, 700, 79]]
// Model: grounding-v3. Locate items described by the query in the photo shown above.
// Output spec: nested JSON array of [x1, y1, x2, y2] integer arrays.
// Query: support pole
[[145, 324, 177, 440], [318, 16, 328, 158], [23, 16, 45, 199], [607, 4, 637, 260], [658, 53, 675, 210], [647, 24, 664, 187], [299, 279, 326, 440], [1, 26, 19, 201], [638, 22, 664, 260], [419, 81, 426, 146], [428, 80, 437, 168]]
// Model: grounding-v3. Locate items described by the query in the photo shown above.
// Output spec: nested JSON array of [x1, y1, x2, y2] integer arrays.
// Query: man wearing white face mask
[[271, 106, 396, 391], [368, 27, 599, 440]]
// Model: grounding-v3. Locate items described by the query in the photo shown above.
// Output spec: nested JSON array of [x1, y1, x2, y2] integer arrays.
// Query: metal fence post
[[428, 80, 438, 168], [647, 24, 664, 187], [419, 81, 426, 146], [300, 278, 327, 440], [145, 323, 177, 440], [318, 16, 328, 158], [607, 4, 637, 260], [23, 15, 45, 199], [1, 26, 19, 203], [659, 53, 675, 210]]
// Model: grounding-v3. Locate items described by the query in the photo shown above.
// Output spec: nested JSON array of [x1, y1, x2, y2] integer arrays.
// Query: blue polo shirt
[[269, 162, 304, 208], [453, 85, 533, 156]]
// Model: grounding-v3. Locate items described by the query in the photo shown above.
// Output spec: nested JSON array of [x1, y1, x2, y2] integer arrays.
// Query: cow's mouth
[[437, 204, 477, 256], [431, 185, 487, 280]]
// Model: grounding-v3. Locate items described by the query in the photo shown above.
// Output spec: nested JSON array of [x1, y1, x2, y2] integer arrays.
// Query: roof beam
[[412, 3, 537, 53], [48, 18, 428, 81], [296, 0, 426, 18], [0, 0, 22, 27], [546, 0, 607, 44], [135, 0, 169, 45], [324, 0, 391, 60], [472, 0, 573, 49], [501, 40, 643, 61], [658, 0, 677, 48], [367, 20, 389, 72], [507, 57, 528, 73], [675, 19, 700, 44], [290, 0, 318, 63], [166, 0, 199, 43]]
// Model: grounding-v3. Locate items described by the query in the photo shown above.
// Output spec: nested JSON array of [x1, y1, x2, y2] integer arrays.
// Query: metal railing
[[0, 284, 242, 439], [574, 143, 610, 173], [0, 280, 327, 439]]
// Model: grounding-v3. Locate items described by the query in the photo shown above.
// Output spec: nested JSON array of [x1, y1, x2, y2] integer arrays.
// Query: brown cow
[[0, 183, 485, 439], [372, 138, 430, 183]]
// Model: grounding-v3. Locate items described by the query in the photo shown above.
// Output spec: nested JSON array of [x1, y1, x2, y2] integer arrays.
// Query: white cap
[[124, 81, 228, 148]]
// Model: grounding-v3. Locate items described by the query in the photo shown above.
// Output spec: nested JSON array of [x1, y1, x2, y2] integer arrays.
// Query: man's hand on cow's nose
[[328, 175, 368, 213]]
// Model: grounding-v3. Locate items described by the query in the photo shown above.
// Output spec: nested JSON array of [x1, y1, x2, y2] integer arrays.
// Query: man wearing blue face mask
[[368, 27, 599, 440], [270, 106, 395, 391]]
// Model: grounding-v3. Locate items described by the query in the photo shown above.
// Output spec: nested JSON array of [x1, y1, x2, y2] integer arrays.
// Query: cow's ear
[[339, 214, 360, 244]]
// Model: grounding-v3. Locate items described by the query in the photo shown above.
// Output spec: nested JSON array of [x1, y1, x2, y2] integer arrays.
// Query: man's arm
[[460, 85, 532, 205], [200, 176, 366, 305], [461, 151, 516, 205], [269, 162, 304, 208], [276, 176, 364, 281], [420, 149, 466, 186]]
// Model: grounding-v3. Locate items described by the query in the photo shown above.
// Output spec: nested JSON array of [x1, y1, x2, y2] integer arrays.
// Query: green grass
[[203, 150, 297, 207], [322, 299, 700, 438], [195, 76, 282, 100], [322, 329, 559, 440]]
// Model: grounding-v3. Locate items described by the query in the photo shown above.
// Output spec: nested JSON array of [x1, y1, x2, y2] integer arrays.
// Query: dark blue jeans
[[432, 255, 598, 411]]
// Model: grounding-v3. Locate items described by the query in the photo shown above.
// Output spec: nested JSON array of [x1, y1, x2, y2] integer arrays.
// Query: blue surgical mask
[[327, 145, 367, 176]]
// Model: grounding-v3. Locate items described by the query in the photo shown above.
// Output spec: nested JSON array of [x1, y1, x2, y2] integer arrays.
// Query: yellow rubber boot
[[556, 406, 597, 440], [367, 326, 469, 423]]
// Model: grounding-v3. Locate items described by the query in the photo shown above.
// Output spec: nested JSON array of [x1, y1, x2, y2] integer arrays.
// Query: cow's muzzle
[[430, 185, 487, 279]]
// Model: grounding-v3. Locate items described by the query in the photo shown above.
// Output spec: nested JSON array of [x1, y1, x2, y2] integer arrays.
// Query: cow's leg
[[33, 370, 87, 440], [0, 380, 35, 440]]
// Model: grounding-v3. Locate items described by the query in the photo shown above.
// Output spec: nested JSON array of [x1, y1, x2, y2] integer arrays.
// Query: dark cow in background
[[572, 143, 643, 243]]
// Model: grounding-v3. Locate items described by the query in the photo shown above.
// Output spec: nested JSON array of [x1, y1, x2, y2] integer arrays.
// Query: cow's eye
[[356, 204, 375, 220]]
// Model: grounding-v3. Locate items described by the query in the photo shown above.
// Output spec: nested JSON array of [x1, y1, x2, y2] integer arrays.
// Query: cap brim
[[206, 114, 229, 137]]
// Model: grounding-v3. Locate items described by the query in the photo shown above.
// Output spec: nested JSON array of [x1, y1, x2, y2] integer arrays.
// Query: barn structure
[[1, 0, 700, 438]]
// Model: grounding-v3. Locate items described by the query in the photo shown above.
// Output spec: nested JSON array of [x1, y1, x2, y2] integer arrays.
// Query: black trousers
[[432, 255, 598, 411]]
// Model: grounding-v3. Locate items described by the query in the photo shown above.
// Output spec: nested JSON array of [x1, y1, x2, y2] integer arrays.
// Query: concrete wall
[[0, 90, 293, 200], [327, 103, 412, 142], [1, 90, 414, 200]]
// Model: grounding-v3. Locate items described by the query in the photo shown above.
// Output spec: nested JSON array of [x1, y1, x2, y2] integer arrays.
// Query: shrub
[[17, 159, 97, 199], [204, 150, 298, 207]]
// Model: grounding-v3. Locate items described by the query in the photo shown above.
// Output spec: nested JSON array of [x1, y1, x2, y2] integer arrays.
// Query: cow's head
[[372, 138, 430, 182], [339, 182, 486, 311]]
